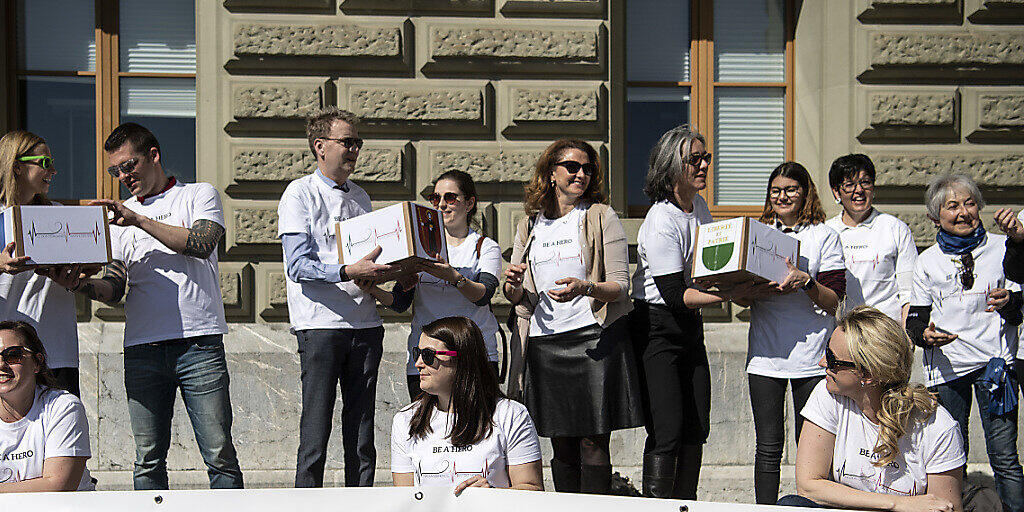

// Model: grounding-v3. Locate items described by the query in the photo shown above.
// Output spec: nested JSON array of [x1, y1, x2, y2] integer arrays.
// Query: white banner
[[0, 486, 824, 512]]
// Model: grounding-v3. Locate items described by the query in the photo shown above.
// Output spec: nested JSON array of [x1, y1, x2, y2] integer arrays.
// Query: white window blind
[[120, 78, 196, 117], [714, 0, 785, 82], [17, 0, 95, 72], [627, 0, 690, 82], [714, 88, 785, 205], [119, 0, 196, 73]]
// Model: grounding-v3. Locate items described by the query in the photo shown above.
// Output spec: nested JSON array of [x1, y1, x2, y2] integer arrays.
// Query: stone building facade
[[1, 0, 1023, 495]]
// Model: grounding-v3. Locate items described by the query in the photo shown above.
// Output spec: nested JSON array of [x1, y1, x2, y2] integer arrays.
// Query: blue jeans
[[294, 327, 384, 488], [777, 495, 825, 508], [124, 334, 244, 490], [931, 366, 1023, 512]]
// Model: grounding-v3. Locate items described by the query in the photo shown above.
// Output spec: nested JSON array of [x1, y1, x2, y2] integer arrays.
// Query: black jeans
[[633, 302, 711, 455], [748, 373, 823, 505], [294, 326, 384, 488]]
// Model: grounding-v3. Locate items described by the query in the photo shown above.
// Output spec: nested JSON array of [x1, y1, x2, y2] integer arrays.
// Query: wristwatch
[[452, 275, 469, 289], [339, 265, 350, 282], [802, 275, 816, 291], [582, 281, 595, 297]]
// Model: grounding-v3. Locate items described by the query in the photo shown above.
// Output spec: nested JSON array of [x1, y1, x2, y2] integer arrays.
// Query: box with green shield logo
[[691, 217, 799, 288]]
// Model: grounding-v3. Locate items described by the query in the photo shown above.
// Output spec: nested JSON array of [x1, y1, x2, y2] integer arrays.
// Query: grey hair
[[925, 173, 986, 219], [643, 125, 707, 203]]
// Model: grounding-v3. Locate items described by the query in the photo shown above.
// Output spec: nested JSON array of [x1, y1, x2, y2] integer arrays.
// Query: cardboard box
[[336, 201, 448, 280], [0, 205, 112, 265], [691, 217, 799, 288]]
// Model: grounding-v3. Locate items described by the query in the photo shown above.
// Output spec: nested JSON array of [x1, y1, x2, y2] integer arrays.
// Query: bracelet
[[802, 275, 816, 291], [452, 275, 469, 289], [582, 281, 595, 297]]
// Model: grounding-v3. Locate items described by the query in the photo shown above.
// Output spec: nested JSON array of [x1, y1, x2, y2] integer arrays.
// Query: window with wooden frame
[[7, 0, 196, 202], [625, 0, 794, 218]]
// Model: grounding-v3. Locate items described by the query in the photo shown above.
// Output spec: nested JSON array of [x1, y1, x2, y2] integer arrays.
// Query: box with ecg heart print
[[0, 205, 112, 265], [336, 201, 448, 281], [691, 217, 799, 289]]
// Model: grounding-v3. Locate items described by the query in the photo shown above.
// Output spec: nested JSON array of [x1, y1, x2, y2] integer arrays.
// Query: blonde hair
[[0, 130, 50, 207], [838, 305, 938, 467]]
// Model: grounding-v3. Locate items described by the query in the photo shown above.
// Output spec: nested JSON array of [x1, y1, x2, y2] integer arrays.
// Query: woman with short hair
[[825, 154, 917, 323], [503, 138, 643, 494], [784, 306, 963, 511], [735, 161, 847, 504], [390, 316, 543, 494], [0, 320, 93, 492], [0, 131, 83, 396], [907, 174, 1023, 512]]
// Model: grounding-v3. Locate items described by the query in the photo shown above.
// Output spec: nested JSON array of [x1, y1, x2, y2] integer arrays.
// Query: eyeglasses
[[0, 346, 34, 366], [556, 161, 597, 176], [17, 155, 54, 170], [839, 179, 874, 194], [428, 192, 461, 207], [412, 347, 458, 367], [769, 186, 802, 198], [320, 137, 364, 150], [825, 346, 857, 372], [684, 152, 713, 166], [106, 158, 140, 178], [958, 252, 975, 290]]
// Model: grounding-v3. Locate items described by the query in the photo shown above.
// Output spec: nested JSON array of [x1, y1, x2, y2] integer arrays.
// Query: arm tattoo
[[79, 260, 128, 304], [183, 219, 225, 259]]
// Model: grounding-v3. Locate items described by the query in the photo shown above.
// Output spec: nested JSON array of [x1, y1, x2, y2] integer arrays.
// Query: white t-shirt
[[0, 387, 93, 490], [631, 197, 714, 304], [406, 231, 500, 375], [110, 181, 228, 347], [801, 380, 965, 496], [528, 205, 597, 336], [1018, 209, 1024, 361], [911, 233, 1020, 386], [747, 222, 846, 378], [0, 274, 77, 369], [277, 173, 381, 330], [391, 398, 542, 488], [826, 210, 918, 322]]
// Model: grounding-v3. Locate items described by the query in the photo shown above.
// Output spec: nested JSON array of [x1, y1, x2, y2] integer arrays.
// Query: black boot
[[671, 444, 703, 499], [550, 458, 580, 493], [642, 454, 676, 498], [580, 464, 612, 495]]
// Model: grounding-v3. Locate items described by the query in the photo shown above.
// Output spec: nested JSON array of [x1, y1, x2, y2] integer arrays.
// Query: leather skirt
[[523, 317, 644, 437]]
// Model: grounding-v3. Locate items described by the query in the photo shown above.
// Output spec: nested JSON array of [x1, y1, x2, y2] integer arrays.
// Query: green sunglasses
[[17, 155, 54, 169]]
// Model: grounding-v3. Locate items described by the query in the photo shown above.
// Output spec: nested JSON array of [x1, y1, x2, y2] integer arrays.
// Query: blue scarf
[[978, 358, 1018, 417], [936, 226, 986, 255]]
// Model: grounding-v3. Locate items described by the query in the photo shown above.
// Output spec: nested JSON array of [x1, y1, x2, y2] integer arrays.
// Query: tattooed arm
[[67, 260, 128, 305], [183, 219, 225, 259]]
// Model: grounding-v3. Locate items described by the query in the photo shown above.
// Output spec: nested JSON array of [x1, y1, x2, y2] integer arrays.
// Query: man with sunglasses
[[278, 107, 392, 489], [65, 122, 244, 491]]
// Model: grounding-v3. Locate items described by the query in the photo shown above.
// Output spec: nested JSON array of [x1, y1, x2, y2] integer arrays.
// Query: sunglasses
[[107, 157, 140, 178], [684, 152, 713, 166], [427, 192, 461, 207], [556, 161, 597, 176], [0, 346, 35, 366], [958, 252, 975, 290], [17, 155, 54, 170], [825, 346, 857, 372], [412, 346, 458, 366], [320, 137, 364, 150]]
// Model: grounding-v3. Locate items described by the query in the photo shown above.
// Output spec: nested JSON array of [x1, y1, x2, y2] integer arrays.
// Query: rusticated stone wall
[[199, 0, 609, 324], [853, 1, 1024, 245]]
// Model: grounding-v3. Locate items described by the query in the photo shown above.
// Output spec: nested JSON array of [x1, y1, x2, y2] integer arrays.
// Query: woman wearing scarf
[[906, 174, 1024, 512]]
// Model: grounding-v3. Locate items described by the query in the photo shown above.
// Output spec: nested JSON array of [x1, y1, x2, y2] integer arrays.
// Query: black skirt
[[523, 317, 645, 437]]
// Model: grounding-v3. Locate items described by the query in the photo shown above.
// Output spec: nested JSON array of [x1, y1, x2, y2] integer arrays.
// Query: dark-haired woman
[[358, 170, 501, 400], [0, 320, 93, 492], [0, 130, 84, 397], [630, 125, 759, 498], [780, 306, 963, 511], [737, 162, 846, 505], [824, 154, 917, 324], [391, 316, 543, 494], [503, 138, 642, 495]]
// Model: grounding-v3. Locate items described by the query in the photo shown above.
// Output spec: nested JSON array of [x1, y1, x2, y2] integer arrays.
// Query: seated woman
[[782, 305, 963, 511], [391, 316, 543, 495], [0, 320, 93, 492]]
